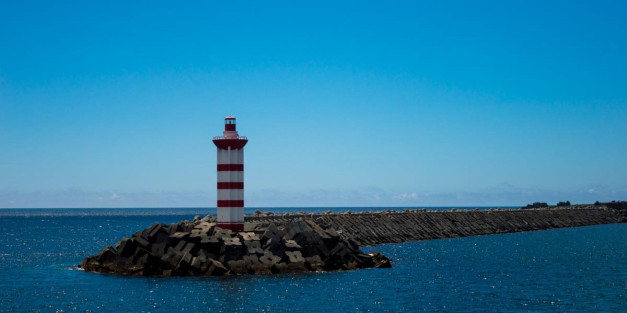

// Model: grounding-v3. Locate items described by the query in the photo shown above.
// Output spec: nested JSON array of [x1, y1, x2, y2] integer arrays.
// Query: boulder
[[79, 216, 391, 276], [205, 258, 228, 275], [244, 240, 264, 255], [285, 251, 305, 263], [260, 223, 283, 245], [284, 219, 310, 240], [117, 237, 137, 258], [284, 240, 302, 250], [258, 251, 281, 267], [96, 246, 117, 265], [305, 255, 324, 271], [226, 259, 247, 274]]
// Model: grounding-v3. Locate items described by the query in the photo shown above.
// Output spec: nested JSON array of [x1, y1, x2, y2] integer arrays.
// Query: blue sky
[[1, 1, 626, 208]]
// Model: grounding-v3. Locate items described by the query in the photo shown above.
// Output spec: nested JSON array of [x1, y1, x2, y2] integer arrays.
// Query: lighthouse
[[212, 116, 248, 231]]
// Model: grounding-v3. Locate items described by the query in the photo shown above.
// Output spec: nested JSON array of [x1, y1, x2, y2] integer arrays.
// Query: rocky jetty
[[79, 203, 624, 276], [79, 217, 391, 276], [246, 204, 626, 246]]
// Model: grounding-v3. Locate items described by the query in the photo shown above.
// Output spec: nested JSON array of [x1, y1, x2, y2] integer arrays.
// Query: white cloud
[[0, 184, 625, 208], [393, 192, 419, 200]]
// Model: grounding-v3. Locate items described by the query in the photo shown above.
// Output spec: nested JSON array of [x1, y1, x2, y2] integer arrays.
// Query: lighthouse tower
[[212, 116, 248, 231]]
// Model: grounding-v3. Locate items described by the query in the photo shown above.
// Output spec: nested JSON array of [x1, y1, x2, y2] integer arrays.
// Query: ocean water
[[0, 208, 624, 312]]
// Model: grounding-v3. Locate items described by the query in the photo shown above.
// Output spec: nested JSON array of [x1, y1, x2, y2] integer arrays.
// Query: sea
[[0, 207, 624, 312]]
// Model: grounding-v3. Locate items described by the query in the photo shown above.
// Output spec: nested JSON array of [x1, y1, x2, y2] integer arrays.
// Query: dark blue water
[[0, 208, 624, 312]]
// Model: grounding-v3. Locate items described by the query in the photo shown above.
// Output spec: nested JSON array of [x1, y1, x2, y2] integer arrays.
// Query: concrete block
[[285, 251, 305, 263], [170, 232, 189, 240], [259, 251, 281, 266], [145, 222, 160, 237], [305, 255, 324, 268], [244, 240, 264, 254], [173, 240, 186, 253], [241, 232, 260, 241], [214, 228, 233, 238], [167, 223, 177, 234], [284, 219, 311, 240], [151, 241, 167, 258], [160, 247, 183, 267], [261, 223, 283, 244], [285, 240, 302, 250], [205, 259, 228, 275], [133, 236, 150, 248], [117, 237, 137, 258], [96, 246, 117, 264], [226, 260, 247, 274], [181, 242, 196, 255]]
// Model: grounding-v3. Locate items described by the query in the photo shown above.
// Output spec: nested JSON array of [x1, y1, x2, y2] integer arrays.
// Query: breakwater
[[245, 205, 626, 246], [79, 218, 391, 276], [79, 204, 624, 276]]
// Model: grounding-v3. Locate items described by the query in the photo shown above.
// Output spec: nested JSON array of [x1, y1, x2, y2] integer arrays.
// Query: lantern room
[[225, 116, 236, 131]]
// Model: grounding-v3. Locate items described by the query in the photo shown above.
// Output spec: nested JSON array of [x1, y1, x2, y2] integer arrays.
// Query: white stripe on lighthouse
[[217, 189, 244, 201], [217, 171, 244, 183], [217, 207, 244, 223], [217, 149, 243, 164]]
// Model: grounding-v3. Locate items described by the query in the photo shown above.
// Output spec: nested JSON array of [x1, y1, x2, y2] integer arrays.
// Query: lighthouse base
[[217, 222, 244, 232]]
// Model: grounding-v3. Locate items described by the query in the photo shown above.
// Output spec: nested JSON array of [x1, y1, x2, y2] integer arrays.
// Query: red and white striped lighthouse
[[212, 116, 248, 231]]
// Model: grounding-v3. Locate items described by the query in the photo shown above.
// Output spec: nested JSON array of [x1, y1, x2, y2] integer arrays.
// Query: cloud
[[0, 184, 625, 208], [393, 192, 419, 200], [0, 189, 213, 208]]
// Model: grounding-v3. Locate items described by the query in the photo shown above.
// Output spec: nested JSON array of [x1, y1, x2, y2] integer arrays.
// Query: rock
[[284, 219, 310, 240], [150, 241, 167, 258], [181, 242, 196, 255], [244, 240, 264, 255], [147, 224, 166, 239], [79, 216, 392, 276], [305, 255, 324, 271], [174, 252, 193, 274], [220, 238, 246, 263], [272, 262, 289, 273], [117, 237, 137, 258], [259, 251, 281, 267], [205, 258, 228, 275], [167, 223, 177, 234], [199, 236, 221, 254], [263, 238, 286, 259], [214, 228, 233, 238], [284, 240, 302, 250], [241, 232, 259, 241], [285, 251, 305, 263], [200, 215, 215, 223], [160, 247, 183, 268], [226, 260, 247, 274], [370, 252, 392, 268], [96, 246, 117, 264], [261, 223, 283, 244], [133, 235, 150, 248], [190, 256, 204, 271]]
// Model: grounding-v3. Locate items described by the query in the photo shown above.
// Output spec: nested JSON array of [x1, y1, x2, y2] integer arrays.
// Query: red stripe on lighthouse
[[217, 200, 244, 207], [217, 182, 244, 189], [217, 222, 244, 231], [217, 164, 244, 171]]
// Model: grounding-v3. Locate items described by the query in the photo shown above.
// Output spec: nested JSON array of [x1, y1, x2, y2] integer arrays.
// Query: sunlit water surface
[[0, 208, 624, 312]]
